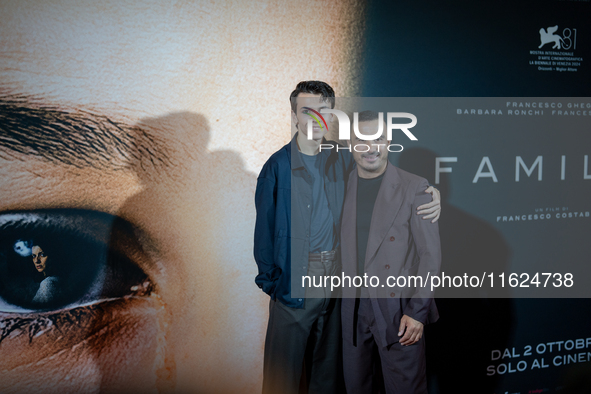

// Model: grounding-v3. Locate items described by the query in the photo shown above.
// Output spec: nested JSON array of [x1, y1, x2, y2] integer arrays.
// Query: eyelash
[[0, 281, 154, 346]]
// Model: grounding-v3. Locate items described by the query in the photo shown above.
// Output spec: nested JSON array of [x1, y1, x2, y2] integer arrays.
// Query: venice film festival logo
[[301, 107, 418, 152], [538, 25, 577, 50]]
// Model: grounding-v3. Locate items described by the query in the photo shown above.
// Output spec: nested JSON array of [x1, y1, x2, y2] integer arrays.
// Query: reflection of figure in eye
[[31, 244, 61, 304]]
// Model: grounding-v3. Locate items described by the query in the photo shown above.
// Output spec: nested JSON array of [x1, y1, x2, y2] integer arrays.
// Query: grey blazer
[[341, 162, 441, 348]]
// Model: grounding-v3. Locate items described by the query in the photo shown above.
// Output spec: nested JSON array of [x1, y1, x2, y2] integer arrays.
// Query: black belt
[[308, 249, 337, 263]]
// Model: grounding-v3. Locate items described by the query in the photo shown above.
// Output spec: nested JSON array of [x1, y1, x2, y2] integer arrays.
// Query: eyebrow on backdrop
[[0, 95, 172, 172]]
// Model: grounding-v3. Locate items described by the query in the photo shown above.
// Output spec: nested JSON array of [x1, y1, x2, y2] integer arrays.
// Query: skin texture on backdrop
[[0, 1, 366, 393]]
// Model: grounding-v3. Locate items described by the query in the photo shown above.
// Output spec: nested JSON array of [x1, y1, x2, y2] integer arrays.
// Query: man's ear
[[291, 110, 298, 128]]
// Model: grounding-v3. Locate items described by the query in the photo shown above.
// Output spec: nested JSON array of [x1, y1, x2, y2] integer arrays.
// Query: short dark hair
[[357, 110, 381, 122], [289, 81, 335, 113]]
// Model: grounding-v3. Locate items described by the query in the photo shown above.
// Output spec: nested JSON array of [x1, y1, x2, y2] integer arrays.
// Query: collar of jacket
[[288, 132, 336, 171]]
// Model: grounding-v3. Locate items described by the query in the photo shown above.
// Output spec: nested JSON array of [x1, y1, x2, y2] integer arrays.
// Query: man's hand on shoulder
[[416, 186, 441, 223], [398, 314, 424, 346]]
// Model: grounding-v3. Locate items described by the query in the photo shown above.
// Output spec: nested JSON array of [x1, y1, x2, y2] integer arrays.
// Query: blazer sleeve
[[404, 178, 442, 324], [253, 163, 282, 298]]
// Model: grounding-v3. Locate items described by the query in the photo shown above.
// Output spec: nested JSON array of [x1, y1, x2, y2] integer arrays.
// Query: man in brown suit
[[340, 111, 441, 393]]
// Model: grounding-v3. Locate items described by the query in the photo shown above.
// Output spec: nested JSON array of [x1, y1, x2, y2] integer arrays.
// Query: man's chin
[[360, 155, 381, 165], [357, 161, 386, 174], [357, 164, 376, 172], [311, 131, 327, 140], [299, 129, 326, 141]]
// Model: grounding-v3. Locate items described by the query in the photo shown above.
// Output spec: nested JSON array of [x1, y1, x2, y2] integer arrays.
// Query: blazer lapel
[[364, 163, 403, 268], [341, 170, 358, 277]]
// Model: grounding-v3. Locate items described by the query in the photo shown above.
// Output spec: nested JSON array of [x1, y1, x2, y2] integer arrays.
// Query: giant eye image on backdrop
[[0, 210, 151, 313]]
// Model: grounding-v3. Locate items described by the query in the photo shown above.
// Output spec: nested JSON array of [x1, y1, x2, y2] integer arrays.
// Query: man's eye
[[0, 210, 151, 313]]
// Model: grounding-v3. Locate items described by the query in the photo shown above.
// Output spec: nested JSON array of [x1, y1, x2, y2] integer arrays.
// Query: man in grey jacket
[[340, 110, 441, 394]]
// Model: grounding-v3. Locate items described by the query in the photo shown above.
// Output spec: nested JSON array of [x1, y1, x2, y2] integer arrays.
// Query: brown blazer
[[341, 162, 441, 348]]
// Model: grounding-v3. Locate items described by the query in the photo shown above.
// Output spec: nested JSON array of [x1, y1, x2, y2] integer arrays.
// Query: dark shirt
[[356, 173, 385, 277], [299, 151, 335, 253]]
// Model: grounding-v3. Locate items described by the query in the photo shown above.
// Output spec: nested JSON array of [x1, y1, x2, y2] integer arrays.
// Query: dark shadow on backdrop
[[99, 111, 258, 392]]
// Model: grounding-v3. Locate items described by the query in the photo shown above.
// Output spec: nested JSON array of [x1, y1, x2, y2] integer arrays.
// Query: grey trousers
[[342, 298, 427, 394], [262, 258, 342, 394]]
